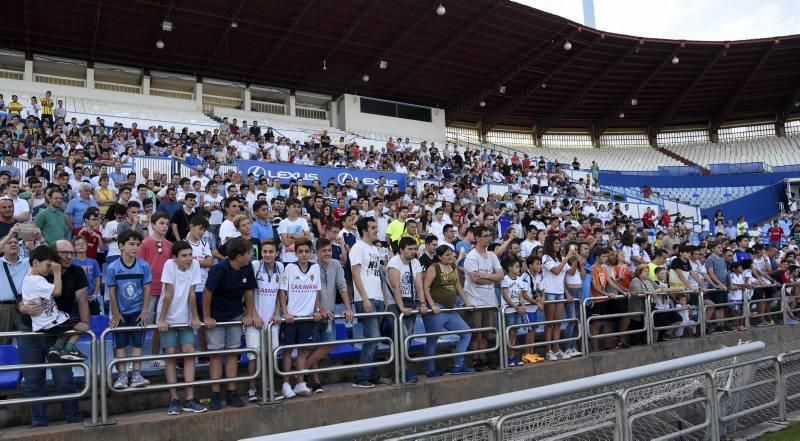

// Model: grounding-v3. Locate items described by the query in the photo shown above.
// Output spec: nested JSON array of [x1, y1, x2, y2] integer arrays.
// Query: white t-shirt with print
[[279, 262, 320, 316], [102, 220, 121, 257], [203, 193, 224, 226], [463, 249, 502, 306], [252, 260, 283, 321], [349, 240, 383, 302], [158, 259, 202, 325], [23, 273, 69, 332], [542, 254, 570, 294], [187, 238, 212, 292], [502, 274, 530, 309], [387, 255, 423, 301], [277, 217, 311, 263]]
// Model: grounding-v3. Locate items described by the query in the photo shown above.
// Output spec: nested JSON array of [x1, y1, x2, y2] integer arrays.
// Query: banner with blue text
[[235, 160, 406, 190]]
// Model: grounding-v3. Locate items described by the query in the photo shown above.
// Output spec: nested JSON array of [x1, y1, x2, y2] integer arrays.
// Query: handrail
[[499, 299, 584, 364], [584, 294, 649, 352], [266, 311, 399, 401], [99, 321, 248, 423], [244, 342, 766, 441], [398, 305, 500, 383], [647, 290, 701, 334], [0, 329, 98, 425]]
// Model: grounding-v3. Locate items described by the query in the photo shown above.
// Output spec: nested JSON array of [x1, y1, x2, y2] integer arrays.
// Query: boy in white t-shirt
[[277, 199, 311, 263], [157, 240, 206, 415], [102, 203, 126, 263], [500, 256, 530, 367], [729, 262, 752, 331], [23, 245, 87, 362], [521, 255, 545, 364], [245, 239, 283, 402], [278, 238, 321, 399]]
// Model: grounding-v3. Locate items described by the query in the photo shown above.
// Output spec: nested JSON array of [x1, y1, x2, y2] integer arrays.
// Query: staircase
[[657, 146, 710, 175]]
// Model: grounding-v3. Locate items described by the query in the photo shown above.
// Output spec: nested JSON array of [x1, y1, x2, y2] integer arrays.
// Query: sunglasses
[[156, 241, 163, 255]]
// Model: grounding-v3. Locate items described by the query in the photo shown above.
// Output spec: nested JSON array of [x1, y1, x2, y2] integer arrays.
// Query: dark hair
[[118, 229, 143, 246], [316, 238, 332, 250], [501, 255, 521, 272], [151, 212, 169, 224], [443, 224, 454, 235], [285, 198, 301, 208], [83, 207, 100, 220], [225, 237, 251, 259], [127, 200, 141, 210], [253, 200, 268, 212], [424, 234, 438, 245], [432, 244, 454, 263], [398, 236, 418, 250], [29, 244, 57, 266], [261, 238, 278, 249], [543, 234, 563, 260], [190, 216, 209, 229], [592, 246, 609, 258], [526, 254, 542, 267], [171, 240, 192, 257], [356, 216, 374, 238], [294, 237, 312, 252]]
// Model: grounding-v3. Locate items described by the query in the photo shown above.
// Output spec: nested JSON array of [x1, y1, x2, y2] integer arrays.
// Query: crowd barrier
[[1, 283, 798, 429]]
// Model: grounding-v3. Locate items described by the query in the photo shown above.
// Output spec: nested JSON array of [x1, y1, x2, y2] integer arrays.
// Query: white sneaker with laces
[[293, 382, 311, 397], [130, 372, 150, 388], [570, 348, 583, 357], [555, 351, 566, 360], [545, 351, 557, 361], [282, 383, 296, 399], [113, 374, 129, 389]]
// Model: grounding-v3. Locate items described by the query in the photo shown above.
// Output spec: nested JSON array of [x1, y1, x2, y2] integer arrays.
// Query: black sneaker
[[227, 391, 245, 408], [311, 383, 324, 394], [352, 380, 375, 388], [167, 399, 181, 416], [59, 348, 88, 362], [474, 361, 489, 372], [47, 349, 62, 363], [209, 392, 222, 411]]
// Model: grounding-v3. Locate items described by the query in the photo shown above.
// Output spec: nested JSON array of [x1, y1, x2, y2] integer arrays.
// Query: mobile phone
[[569, 245, 577, 253], [602, 234, 609, 241]]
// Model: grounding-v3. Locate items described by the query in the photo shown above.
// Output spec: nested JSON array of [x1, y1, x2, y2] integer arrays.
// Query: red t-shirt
[[768, 227, 783, 242], [136, 237, 172, 296], [660, 212, 670, 227], [73, 226, 102, 259], [642, 212, 654, 225]]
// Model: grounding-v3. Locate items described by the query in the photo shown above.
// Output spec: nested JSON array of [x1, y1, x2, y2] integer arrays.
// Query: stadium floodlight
[[499, 86, 506, 94], [161, 20, 173, 32], [479, 101, 486, 107], [631, 98, 638, 106], [322, 60, 327, 71], [362, 74, 370, 82], [231, 21, 239, 29], [155, 40, 165, 49], [379, 60, 388, 70], [436, 3, 446, 16], [541, 83, 547, 88], [672, 56, 680, 64], [619, 112, 625, 118], [563, 41, 572, 51]]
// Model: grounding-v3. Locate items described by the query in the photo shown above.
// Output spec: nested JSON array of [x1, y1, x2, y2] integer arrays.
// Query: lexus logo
[[248, 166, 267, 176], [337, 173, 355, 185]]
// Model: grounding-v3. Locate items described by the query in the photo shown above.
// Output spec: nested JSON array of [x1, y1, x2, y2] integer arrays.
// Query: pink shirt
[[137, 237, 172, 296]]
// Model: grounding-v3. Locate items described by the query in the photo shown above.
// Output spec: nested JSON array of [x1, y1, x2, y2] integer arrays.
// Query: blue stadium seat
[[80, 314, 110, 342], [0, 345, 20, 392]]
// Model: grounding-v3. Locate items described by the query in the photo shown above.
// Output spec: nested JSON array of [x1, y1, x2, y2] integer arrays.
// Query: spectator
[[33, 188, 69, 245], [387, 236, 425, 382], [65, 183, 98, 229]]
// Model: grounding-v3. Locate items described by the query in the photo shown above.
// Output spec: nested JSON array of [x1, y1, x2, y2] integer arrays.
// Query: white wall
[[340, 94, 446, 142], [0, 77, 198, 111]]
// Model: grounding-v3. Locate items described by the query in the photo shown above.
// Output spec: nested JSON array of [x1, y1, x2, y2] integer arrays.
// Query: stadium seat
[[0, 345, 20, 392]]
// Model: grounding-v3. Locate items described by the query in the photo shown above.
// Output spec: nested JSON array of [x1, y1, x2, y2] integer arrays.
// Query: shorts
[[145, 295, 159, 325], [653, 310, 682, 328], [279, 322, 315, 346], [729, 301, 743, 311], [504, 312, 530, 332], [113, 312, 145, 349], [160, 328, 196, 350], [588, 298, 628, 317], [545, 292, 565, 301], [206, 319, 243, 350], [41, 319, 76, 336], [312, 320, 337, 343], [244, 326, 280, 361], [707, 290, 728, 304], [464, 308, 496, 332]]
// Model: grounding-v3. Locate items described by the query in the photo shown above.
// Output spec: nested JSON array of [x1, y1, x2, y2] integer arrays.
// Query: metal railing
[[251, 100, 286, 115], [295, 106, 327, 120], [499, 298, 584, 367], [746, 283, 784, 329], [149, 88, 194, 100], [266, 312, 399, 401], [714, 356, 782, 433], [584, 294, 649, 352], [34, 73, 86, 87], [398, 305, 500, 382], [782, 282, 800, 323], [99, 321, 257, 423], [0, 329, 98, 425], [94, 81, 142, 95], [648, 290, 701, 338]]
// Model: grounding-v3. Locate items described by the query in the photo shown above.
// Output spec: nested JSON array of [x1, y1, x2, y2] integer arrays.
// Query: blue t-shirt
[[104, 257, 153, 315], [733, 249, 753, 270], [73, 257, 101, 297], [455, 240, 474, 268]]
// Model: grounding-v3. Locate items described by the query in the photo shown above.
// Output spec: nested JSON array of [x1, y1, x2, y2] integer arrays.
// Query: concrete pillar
[[776, 112, 787, 138], [23, 59, 33, 82], [709, 127, 719, 144], [86, 67, 95, 89], [285, 92, 296, 117], [328, 100, 337, 128], [243, 87, 251, 111], [194, 80, 203, 111], [142, 76, 151, 95]]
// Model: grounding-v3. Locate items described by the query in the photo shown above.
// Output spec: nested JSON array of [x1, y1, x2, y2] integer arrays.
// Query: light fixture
[[672, 56, 680, 64], [618, 113, 625, 119], [436, 3, 446, 16], [563, 40, 572, 51], [362, 74, 370, 82], [379, 60, 388, 70], [479, 101, 486, 107], [322, 60, 327, 71], [155, 39, 165, 49], [795, 101, 800, 107], [499, 85, 506, 94], [161, 20, 173, 32], [631, 98, 638, 106], [230, 21, 239, 29], [541, 83, 547, 89]]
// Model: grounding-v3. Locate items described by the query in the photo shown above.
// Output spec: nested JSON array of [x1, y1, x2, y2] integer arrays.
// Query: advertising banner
[[235, 160, 406, 190]]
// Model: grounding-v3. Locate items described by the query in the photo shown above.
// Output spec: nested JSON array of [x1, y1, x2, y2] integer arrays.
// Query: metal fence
[[499, 299, 584, 366]]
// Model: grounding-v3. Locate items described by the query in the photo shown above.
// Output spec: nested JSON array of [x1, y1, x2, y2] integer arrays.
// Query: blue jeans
[[421, 304, 472, 372], [354, 299, 385, 382], [16, 323, 80, 426], [563, 288, 581, 351]]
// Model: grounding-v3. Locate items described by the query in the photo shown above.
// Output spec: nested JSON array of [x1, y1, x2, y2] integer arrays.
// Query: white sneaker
[[247, 388, 259, 402], [570, 348, 583, 357], [555, 351, 566, 360], [282, 383, 296, 399], [545, 351, 557, 361], [113, 374, 129, 389], [293, 382, 311, 397], [130, 372, 150, 388]]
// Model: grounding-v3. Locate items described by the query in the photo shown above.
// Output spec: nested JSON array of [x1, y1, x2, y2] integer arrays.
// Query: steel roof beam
[[537, 42, 639, 134], [250, 0, 317, 80], [649, 46, 726, 136], [200, 0, 247, 77], [711, 42, 777, 129]]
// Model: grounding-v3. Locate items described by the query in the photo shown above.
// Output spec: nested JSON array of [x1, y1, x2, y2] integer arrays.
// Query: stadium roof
[[5, 0, 800, 134]]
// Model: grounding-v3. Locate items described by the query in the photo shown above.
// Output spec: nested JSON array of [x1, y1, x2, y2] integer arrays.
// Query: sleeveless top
[[429, 263, 458, 308]]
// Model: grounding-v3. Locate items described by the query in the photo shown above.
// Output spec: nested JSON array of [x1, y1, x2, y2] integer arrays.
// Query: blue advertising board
[[235, 160, 406, 190]]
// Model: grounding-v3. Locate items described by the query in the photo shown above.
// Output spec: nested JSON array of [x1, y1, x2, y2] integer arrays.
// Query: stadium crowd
[[2, 95, 800, 426]]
